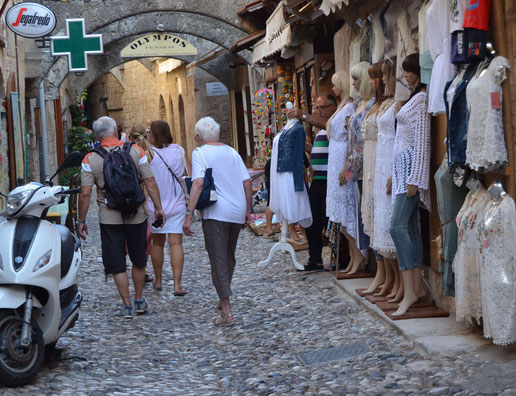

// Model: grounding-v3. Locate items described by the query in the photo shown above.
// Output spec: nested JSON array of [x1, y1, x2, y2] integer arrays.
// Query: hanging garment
[[465, 56, 510, 172], [372, 100, 397, 256], [392, 92, 431, 211], [270, 128, 312, 228], [395, 0, 423, 102], [450, 0, 467, 63], [444, 62, 479, 166], [426, 0, 456, 114], [361, 100, 392, 240], [453, 185, 492, 325], [434, 160, 468, 296], [478, 194, 516, 345], [418, 0, 433, 84], [371, 4, 387, 63], [326, 102, 357, 225]]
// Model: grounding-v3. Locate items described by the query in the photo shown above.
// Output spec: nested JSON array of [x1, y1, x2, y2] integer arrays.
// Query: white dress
[[391, 92, 431, 211], [478, 195, 516, 345], [465, 56, 510, 172], [426, 0, 455, 115], [270, 126, 312, 228], [372, 101, 397, 256], [326, 102, 356, 226], [453, 186, 492, 325]]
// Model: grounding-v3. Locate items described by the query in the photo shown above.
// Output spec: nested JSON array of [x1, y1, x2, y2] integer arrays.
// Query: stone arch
[[169, 95, 177, 143], [159, 95, 166, 121], [28, 11, 251, 99], [178, 95, 187, 152]]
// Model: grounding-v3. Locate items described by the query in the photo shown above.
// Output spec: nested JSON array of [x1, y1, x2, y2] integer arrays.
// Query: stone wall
[[88, 60, 231, 159]]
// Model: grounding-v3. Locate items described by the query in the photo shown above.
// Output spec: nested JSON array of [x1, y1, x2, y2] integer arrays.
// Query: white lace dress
[[465, 56, 510, 171], [372, 101, 397, 256], [391, 92, 431, 211], [326, 102, 356, 226], [478, 195, 516, 345], [453, 186, 492, 325]]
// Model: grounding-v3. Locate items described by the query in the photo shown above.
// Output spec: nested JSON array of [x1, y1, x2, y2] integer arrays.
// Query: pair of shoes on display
[[297, 261, 324, 272]]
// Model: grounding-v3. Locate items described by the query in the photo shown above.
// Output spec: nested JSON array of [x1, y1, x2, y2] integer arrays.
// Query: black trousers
[[305, 179, 328, 263]]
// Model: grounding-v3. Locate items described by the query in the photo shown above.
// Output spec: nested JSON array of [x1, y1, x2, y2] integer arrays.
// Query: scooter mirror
[[49, 151, 85, 184]]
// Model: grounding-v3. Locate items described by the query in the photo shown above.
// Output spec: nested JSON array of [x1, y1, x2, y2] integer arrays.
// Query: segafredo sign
[[5, 2, 56, 38]]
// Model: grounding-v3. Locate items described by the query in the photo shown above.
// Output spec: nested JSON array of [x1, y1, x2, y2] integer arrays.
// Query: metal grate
[[296, 343, 370, 366]]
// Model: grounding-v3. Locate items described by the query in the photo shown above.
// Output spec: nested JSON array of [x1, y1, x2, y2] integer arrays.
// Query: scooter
[[0, 151, 84, 387]]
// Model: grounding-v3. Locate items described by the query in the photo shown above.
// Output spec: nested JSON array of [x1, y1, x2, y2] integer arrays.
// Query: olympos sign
[[121, 33, 198, 58]]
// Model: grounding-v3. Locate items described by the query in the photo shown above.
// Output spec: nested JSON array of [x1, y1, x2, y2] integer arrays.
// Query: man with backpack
[[78, 116, 165, 318]]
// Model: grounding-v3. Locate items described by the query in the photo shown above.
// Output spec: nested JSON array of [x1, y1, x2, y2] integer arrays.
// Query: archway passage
[[169, 95, 177, 143], [159, 95, 166, 121], [178, 95, 188, 153]]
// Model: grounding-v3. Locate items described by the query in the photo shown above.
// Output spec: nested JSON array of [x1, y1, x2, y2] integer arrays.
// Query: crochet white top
[[391, 92, 431, 211]]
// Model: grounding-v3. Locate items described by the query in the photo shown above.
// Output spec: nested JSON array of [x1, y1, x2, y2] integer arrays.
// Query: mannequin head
[[368, 62, 385, 104], [350, 61, 374, 99], [382, 57, 397, 97], [402, 53, 422, 91], [331, 71, 349, 101]]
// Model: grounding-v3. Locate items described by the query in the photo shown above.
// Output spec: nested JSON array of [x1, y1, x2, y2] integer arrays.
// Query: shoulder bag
[[184, 146, 217, 210]]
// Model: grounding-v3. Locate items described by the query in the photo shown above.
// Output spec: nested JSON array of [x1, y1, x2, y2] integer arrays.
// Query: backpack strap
[[153, 149, 185, 196], [92, 145, 109, 159], [123, 141, 134, 152]]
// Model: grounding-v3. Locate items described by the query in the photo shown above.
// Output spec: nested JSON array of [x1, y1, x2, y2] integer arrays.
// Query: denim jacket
[[444, 62, 479, 166], [277, 120, 305, 192]]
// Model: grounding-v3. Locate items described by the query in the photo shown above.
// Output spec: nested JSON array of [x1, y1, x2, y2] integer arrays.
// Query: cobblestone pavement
[[3, 204, 516, 395]]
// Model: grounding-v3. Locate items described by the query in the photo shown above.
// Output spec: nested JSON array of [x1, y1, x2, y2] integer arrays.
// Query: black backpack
[[93, 142, 145, 219]]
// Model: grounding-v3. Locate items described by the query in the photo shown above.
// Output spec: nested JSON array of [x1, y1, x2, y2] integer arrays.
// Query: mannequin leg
[[341, 230, 355, 273], [414, 266, 426, 299], [388, 259, 404, 302], [364, 258, 386, 294], [341, 229, 364, 273], [374, 258, 394, 296], [392, 269, 419, 316], [386, 258, 400, 299]]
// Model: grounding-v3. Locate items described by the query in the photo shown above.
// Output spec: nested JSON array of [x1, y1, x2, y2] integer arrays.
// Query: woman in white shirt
[[183, 117, 252, 326]]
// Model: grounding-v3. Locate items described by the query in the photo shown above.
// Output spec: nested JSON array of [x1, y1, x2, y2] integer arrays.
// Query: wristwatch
[[77, 219, 86, 224], [185, 209, 194, 216], [302, 114, 307, 121]]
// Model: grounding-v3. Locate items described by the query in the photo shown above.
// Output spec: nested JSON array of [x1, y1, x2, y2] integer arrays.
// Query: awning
[[230, 30, 266, 53], [237, 0, 273, 17], [319, 0, 349, 16], [251, 2, 292, 63]]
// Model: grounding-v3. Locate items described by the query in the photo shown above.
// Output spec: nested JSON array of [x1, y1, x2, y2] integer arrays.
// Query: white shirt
[[192, 144, 250, 224]]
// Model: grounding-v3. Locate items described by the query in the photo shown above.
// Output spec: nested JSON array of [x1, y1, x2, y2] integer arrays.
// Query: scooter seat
[[55, 225, 76, 278]]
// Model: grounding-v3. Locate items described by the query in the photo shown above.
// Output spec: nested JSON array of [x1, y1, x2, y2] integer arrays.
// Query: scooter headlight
[[6, 191, 32, 215], [33, 250, 52, 273]]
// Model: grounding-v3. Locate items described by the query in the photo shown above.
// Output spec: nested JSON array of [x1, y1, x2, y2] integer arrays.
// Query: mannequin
[[389, 53, 431, 317], [339, 61, 375, 275]]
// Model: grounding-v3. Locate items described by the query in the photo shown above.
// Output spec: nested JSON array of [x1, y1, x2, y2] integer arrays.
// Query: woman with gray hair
[[183, 117, 252, 326]]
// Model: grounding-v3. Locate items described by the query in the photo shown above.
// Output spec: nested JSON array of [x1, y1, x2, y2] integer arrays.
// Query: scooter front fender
[[0, 285, 42, 309]]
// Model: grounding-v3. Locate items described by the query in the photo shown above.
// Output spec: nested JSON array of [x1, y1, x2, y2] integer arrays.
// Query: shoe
[[121, 305, 133, 319], [324, 263, 337, 272], [145, 274, 154, 283], [297, 261, 324, 272], [134, 298, 148, 314], [152, 283, 162, 292], [214, 313, 235, 327], [174, 290, 188, 296]]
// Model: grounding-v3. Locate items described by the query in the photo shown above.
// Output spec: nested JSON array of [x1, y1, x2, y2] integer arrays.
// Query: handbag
[[184, 147, 217, 210]]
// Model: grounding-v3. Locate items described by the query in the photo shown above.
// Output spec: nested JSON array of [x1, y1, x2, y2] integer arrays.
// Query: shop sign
[[121, 33, 197, 57], [206, 82, 228, 97], [5, 2, 56, 38], [51, 18, 103, 72]]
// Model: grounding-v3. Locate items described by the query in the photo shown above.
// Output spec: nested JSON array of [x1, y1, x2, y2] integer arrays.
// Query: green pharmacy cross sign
[[51, 18, 103, 72]]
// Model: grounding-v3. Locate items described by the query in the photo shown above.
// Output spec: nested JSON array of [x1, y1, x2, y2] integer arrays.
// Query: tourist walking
[[183, 117, 252, 326], [78, 116, 165, 318], [147, 120, 191, 295]]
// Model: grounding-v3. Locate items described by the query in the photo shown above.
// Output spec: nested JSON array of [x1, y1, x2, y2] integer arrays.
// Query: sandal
[[152, 283, 162, 292], [174, 290, 188, 296], [214, 313, 235, 327], [144, 274, 154, 283]]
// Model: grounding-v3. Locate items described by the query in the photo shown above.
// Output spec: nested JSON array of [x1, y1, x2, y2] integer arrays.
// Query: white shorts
[[149, 212, 185, 234]]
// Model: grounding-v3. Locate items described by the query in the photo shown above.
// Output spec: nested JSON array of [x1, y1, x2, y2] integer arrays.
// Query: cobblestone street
[[2, 205, 516, 395]]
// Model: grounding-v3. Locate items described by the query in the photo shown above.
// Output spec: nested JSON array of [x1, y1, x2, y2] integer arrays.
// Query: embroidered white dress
[[326, 102, 356, 226], [465, 56, 510, 171], [478, 195, 516, 345], [453, 186, 492, 325], [372, 101, 397, 256], [391, 92, 431, 211], [270, 125, 312, 228]]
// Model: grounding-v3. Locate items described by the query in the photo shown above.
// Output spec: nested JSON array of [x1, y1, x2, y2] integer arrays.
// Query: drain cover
[[296, 343, 370, 366]]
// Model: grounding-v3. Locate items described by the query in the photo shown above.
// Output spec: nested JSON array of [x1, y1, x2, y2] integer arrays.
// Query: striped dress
[[311, 130, 329, 180]]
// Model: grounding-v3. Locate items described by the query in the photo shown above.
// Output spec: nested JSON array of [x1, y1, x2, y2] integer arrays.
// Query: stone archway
[[169, 95, 177, 142], [178, 95, 188, 152], [159, 95, 166, 121]]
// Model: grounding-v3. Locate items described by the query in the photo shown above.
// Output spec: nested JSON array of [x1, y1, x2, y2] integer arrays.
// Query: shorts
[[100, 221, 147, 275]]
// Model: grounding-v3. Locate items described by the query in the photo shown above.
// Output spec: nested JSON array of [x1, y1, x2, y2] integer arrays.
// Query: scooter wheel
[[0, 311, 45, 387]]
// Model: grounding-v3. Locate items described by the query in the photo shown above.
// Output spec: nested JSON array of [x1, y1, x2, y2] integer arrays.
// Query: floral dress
[[477, 195, 516, 345], [453, 186, 492, 325]]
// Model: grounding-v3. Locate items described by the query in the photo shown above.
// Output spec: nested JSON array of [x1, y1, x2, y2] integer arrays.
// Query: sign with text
[[51, 18, 103, 72], [206, 82, 228, 97], [6, 2, 56, 38], [121, 33, 197, 57]]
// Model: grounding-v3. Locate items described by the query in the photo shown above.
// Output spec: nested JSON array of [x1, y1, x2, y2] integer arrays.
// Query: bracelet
[[185, 209, 194, 216], [77, 219, 86, 224]]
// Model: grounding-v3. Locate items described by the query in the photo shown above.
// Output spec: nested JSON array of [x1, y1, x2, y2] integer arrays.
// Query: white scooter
[[0, 152, 84, 387]]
